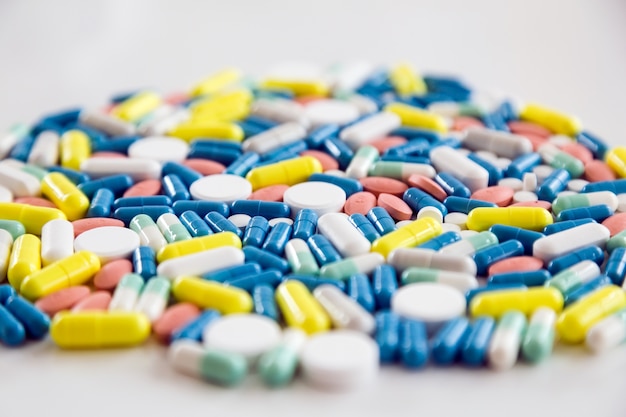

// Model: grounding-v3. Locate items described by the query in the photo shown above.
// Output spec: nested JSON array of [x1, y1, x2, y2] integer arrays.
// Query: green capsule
[[522, 307, 556, 363], [346, 145, 379, 178], [129, 214, 168, 252], [544, 260, 600, 295], [285, 238, 319, 275], [440, 231, 499, 256], [157, 213, 192, 243], [258, 328, 307, 387], [20, 164, 48, 181], [0, 220, 26, 240], [550, 151, 584, 179], [170, 341, 248, 386], [368, 161, 404, 179]]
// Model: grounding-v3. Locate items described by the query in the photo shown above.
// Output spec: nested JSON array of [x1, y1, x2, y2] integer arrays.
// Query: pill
[[71, 291, 112, 312], [153, 303, 200, 344], [257, 328, 307, 387], [74, 226, 140, 263], [488, 310, 527, 371]]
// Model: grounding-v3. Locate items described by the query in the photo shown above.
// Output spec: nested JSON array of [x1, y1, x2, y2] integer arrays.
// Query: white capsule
[[586, 309, 626, 353], [137, 105, 189, 136], [28, 131, 59, 167], [285, 238, 319, 275], [317, 212, 371, 257], [388, 247, 477, 276], [430, 146, 489, 193], [80, 157, 161, 181], [251, 98, 310, 128], [132, 218, 167, 253], [345, 145, 379, 179], [532, 223, 611, 262], [339, 112, 401, 150], [109, 274, 144, 312], [156, 246, 245, 280], [0, 163, 41, 197], [617, 194, 626, 213], [369, 161, 437, 180], [462, 127, 532, 159], [134, 277, 170, 322], [488, 311, 527, 371], [40, 219, 74, 266], [79, 109, 136, 136], [313, 284, 375, 334], [0, 229, 13, 280], [241, 122, 307, 155]]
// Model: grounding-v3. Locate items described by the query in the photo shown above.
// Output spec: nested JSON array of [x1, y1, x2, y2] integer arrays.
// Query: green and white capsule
[[388, 247, 477, 275], [522, 307, 556, 363], [538, 143, 585, 178], [157, 213, 192, 243], [285, 238, 319, 275], [313, 284, 375, 333], [130, 214, 168, 252], [439, 231, 499, 256], [368, 161, 436, 181], [427, 102, 485, 118], [319, 252, 384, 280], [169, 340, 248, 386], [401, 267, 478, 293], [109, 273, 145, 312], [488, 310, 527, 371], [345, 145, 379, 179], [258, 328, 307, 387], [545, 260, 601, 295], [552, 191, 619, 216], [585, 307, 626, 353], [135, 276, 171, 322]]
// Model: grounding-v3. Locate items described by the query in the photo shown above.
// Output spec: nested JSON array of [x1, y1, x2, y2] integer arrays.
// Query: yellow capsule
[[190, 68, 242, 97], [111, 91, 162, 122], [20, 251, 101, 300], [389, 63, 427, 96], [275, 280, 330, 335], [157, 231, 242, 263], [519, 103, 582, 137], [172, 276, 253, 314], [260, 79, 329, 97], [0, 203, 67, 235], [168, 121, 244, 142], [371, 217, 442, 258], [470, 287, 564, 319], [191, 100, 250, 123], [7, 234, 41, 289], [41, 172, 89, 221], [50, 311, 151, 349], [384, 102, 448, 133], [557, 285, 626, 344], [466, 207, 553, 232], [605, 146, 626, 178], [60, 130, 91, 170], [246, 156, 322, 191]]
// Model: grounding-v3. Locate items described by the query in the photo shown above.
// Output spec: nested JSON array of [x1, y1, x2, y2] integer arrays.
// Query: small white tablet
[[228, 214, 251, 229], [189, 174, 252, 203], [127, 136, 189, 163], [73, 226, 140, 263], [283, 182, 346, 217]]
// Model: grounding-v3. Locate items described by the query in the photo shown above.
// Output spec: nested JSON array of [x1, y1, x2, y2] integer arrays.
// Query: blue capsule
[[188, 142, 242, 164], [557, 204, 613, 222], [133, 246, 157, 280], [114, 195, 172, 210], [461, 316, 496, 366], [0, 285, 16, 304], [473, 240, 525, 276], [307, 234, 342, 265], [576, 130, 609, 160], [262, 141, 307, 162], [385, 139, 430, 157], [308, 173, 362, 197], [305, 124, 340, 148], [87, 188, 115, 218], [179, 211, 212, 237], [606, 248, 626, 285], [465, 283, 527, 305], [238, 121, 265, 137], [0, 304, 26, 346], [398, 319, 428, 368], [543, 218, 596, 235], [170, 309, 221, 343], [375, 310, 401, 363], [372, 265, 398, 310], [321, 137, 354, 169], [47, 166, 90, 184], [225, 270, 283, 292], [162, 174, 190, 202], [78, 174, 134, 198], [92, 136, 139, 153], [225, 152, 261, 177], [467, 154, 502, 186], [431, 317, 471, 365], [506, 153, 542, 179], [417, 231, 462, 251], [367, 207, 397, 235], [3, 295, 49, 340], [423, 76, 472, 102], [261, 222, 292, 255], [547, 245, 605, 275], [581, 179, 626, 194], [9, 134, 36, 161], [487, 270, 551, 287], [536, 168, 570, 202], [434, 173, 471, 199], [564, 275, 612, 306], [204, 212, 242, 238], [252, 284, 280, 321], [171, 201, 229, 218], [230, 200, 291, 219], [404, 188, 448, 217], [390, 127, 439, 142], [242, 216, 270, 247], [244, 115, 279, 130], [349, 213, 381, 243], [444, 196, 496, 215], [346, 274, 375, 313], [202, 263, 262, 283], [114, 205, 173, 226], [161, 162, 203, 187], [292, 209, 317, 240], [489, 224, 543, 256], [40, 108, 81, 127], [243, 246, 290, 274]]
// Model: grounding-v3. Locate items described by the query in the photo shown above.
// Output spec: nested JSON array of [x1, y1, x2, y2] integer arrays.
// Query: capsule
[[2, 294, 50, 339], [133, 246, 157, 280], [403, 188, 448, 217], [489, 225, 543, 255], [439, 231, 499, 256], [156, 232, 241, 263], [443, 196, 496, 215], [0, 219, 26, 241], [461, 316, 496, 366], [371, 217, 443, 258], [245, 156, 322, 190], [258, 328, 307, 387], [204, 212, 242, 238], [313, 284, 375, 333], [564, 275, 612, 306], [0, 203, 67, 235], [135, 276, 171, 322], [242, 215, 270, 247], [285, 238, 319, 275], [488, 310, 527, 371], [401, 267, 478, 293], [179, 211, 212, 237], [262, 222, 292, 255], [319, 253, 385, 281], [470, 287, 563, 318], [487, 270, 551, 287], [389, 247, 477, 275], [473, 240, 525, 276], [371, 264, 398, 310], [60, 130, 91, 170], [171, 200, 229, 217], [87, 188, 115, 218], [585, 307, 626, 353], [543, 218, 596, 235], [252, 284, 280, 321], [384, 103, 447, 133], [172, 276, 253, 314], [0, 303, 26, 346], [7, 234, 41, 289], [171, 309, 221, 343], [40, 172, 89, 221], [467, 207, 553, 232], [162, 174, 190, 202], [109, 273, 144, 312], [547, 245, 604, 275], [605, 248, 626, 285], [157, 213, 192, 243], [225, 270, 283, 292], [307, 234, 343, 265], [521, 307, 556, 363], [292, 209, 317, 241], [242, 246, 290, 274], [431, 317, 471, 365], [375, 310, 401, 363], [129, 214, 168, 252], [545, 260, 601, 295], [78, 174, 134, 198], [536, 168, 570, 202], [275, 280, 330, 334], [112, 91, 162, 122], [398, 318, 428, 368], [552, 191, 619, 216]]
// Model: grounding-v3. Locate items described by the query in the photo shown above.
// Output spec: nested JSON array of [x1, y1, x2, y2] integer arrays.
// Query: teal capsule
[[0, 219, 26, 240], [129, 214, 168, 252], [319, 253, 384, 280], [135, 276, 171, 322], [488, 310, 527, 371], [157, 213, 192, 243], [607, 229, 626, 254], [170, 341, 248, 386], [521, 307, 556, 363], [401, 267, 478, 293], [544, 260, 601, 295], [109, 273, 145, 311], [258, 328, 307, 387], [439, 231, 499, 256], [20, 164, 48, 181], [284, 238, 319, 275], [345, 145, 379, 178], [552, 191, 618, 216]]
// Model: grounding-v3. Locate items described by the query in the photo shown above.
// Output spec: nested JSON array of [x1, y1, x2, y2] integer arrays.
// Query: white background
[[1, 1, 626, 416]]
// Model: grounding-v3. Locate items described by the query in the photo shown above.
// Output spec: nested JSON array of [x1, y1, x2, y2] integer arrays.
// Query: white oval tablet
[[304, 99, 360, 126], [228, 214, 251, 229], [300, 330, 379, 390], [189, 174, 252, 203], [203, 314, 282, 364], [74, 226, 140, 263], [391, 282, 466, 331], [127, 136, 189, 163], [283, 182, 346, 217]]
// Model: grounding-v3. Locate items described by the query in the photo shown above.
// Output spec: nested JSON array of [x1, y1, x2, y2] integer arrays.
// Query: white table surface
[[1, 1, 626, 416]]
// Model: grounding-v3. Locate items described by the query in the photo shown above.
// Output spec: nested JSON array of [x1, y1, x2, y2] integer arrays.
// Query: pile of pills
[[2, 62, 626, 390]]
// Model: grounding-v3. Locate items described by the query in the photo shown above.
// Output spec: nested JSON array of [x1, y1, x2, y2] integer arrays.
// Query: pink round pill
[[248, 184, 290, 202], [343, 191, 377, 216], [488, 256, 544, 276], [360, 177, 408, 198], [153, 303, 201, 344], [182, 159, 225, 176], [93, 259, 134, 290], [71, 291, 112, 312], [72, 218, 126, 237], [34, 286, 91, 316], [123, 179, 162, 197]]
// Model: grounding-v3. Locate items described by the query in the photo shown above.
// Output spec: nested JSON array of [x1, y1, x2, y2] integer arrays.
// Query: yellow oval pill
[[261, 79, 329, 97], [275, 280, 330, 335], [371, 217, 442, 258], [60, 130, 91, 170], [41, 172, 90, 221], [519, 103, 582, 137], [466, 207, 553, 232], [190, 68, 242, 97], [389, 63, 427, 96], [156, 231, 242, 263], [7, 234, 41, 289], [0, 203, 67, 235], [469, 287, 564, 319], [111, 91, 162, 122], [384, 102, 448, 133], [171, 276, 253, 314], [168, 121, 244, 142]]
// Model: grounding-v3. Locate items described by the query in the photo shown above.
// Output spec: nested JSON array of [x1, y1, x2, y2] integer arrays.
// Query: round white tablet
[[533, 165, 554, 183], [444, 212, 468, 229], [228, 214, 251, 229], [127, 136, 189, 163], [391, 282, 466, 331], [300, 330, 379, 390], [268, 217, 294, 227], [304, 99, 360, 126], [283, 182, 346, 217], [498, 177, 523, 191], [203, 314, 282, 364], [513, 190, 539, 203], [74, 226, 140, 263], [0, 185, 13, 202], [418, 206, 444, 223], [190, 174, 252, 203]]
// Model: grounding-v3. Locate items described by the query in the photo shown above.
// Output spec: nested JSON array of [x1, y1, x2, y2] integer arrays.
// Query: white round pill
[[127, 136, 189, 163], [283, 181, 346, 217], [268, 217, 294, 227], [533, 165, 554, 184], [418, 206, 443, 223], [228, 214, 251, 229], [300, 330, 379, 390], [513, 191, 539, 203], [74, 226, 140, 263], [391, 282, 466, 331], [304, 99, 360, 126], [498, 177, 523, 191], [444, 212, 468, 230], [190, 174, 252, 203], [0, 185, 13, 202], [203, 314, 282, 364]]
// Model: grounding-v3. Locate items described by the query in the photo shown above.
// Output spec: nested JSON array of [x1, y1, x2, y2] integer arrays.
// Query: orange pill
[[360, 177, 408, 198], [584, 160, 617, 183], [13, 197, 57, 208], [153, 302, 201, 344], [248, 184, 290, 202], [123, 179, 162, 197], [471, 186, 514, 207], [72, 218, 125, 237], [507, 121, 552, 139], [602, 213, 626, 237], [93, 259, 134, 290], [407, 174, 447, 202], [378, 193, 412, 221], [452, 116, 484, 131], [559, 143, 593, 165], [71, 291, 112, 312], [90, 151, 127, 159], [343, 191, 377, 215], [34, 286, 91, 316], [300, 150, 339, 172], [165, 92, 189, 106], [488, 256, 545, 276], [182, 158, 225, 176], [510, 200, 552, 211], [369, 136, 408, 154]]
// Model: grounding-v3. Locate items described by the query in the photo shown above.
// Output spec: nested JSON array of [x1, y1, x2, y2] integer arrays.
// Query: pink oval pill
[[343, 191, 377, 215], [452, 116, 484, 131], [559, 143, 593, 165], [34, 286, 91, 316], [584, 160, 617, 183], [93, 259, 134, 290], [407, 174, 447, 202], [248, 184, 290, 202], [369, 136, 408, 154], [510, 200, 552, 210], [165, 92, 189, 106], [507, 121, 552, 139], [360, 177, 408, 198], [153, 303, 201, 344], [378, 193, 412, 221], [123, 179, 162, 197], [90, 151, 127, 159], [13, 196, 57, 208], [71, 291, 112, 312], [182, 159, 225, 176], [72, 218, 125, 237], [471, 186, 515, 207], [300, 150, 339, 172], [602, 213, 626, 237], [488, 256, 544, 276]]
